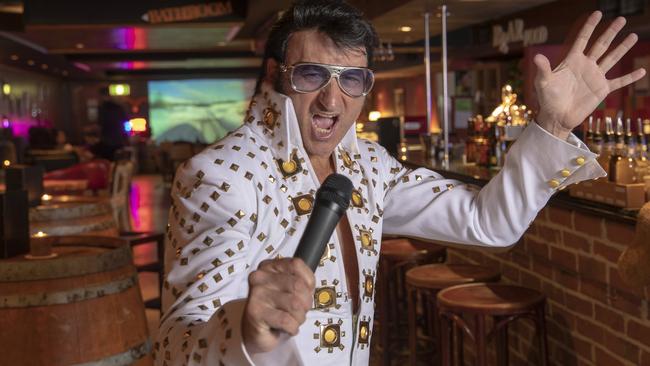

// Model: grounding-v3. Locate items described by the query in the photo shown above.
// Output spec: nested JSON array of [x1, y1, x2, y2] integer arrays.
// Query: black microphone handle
[[293, 199, 345, 272]]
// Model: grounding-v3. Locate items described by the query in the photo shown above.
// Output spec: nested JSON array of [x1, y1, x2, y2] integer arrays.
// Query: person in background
[[90, 99, 129, 161], [155, 1, 645, 365]]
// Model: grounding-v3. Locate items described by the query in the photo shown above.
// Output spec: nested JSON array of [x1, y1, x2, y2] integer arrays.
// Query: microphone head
[[317, 173, 353, 210]]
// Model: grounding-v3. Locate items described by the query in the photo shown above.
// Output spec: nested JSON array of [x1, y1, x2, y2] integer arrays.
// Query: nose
[[316, 76, 344, 110]]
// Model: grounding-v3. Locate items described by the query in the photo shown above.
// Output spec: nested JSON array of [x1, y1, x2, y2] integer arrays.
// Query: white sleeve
[[382, 122, 605, 248], [154, 155, 257, 366]]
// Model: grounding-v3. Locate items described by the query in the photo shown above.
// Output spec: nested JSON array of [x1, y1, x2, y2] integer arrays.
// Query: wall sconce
[[368, 111, 381, 122], [2, 82, 10, 96]]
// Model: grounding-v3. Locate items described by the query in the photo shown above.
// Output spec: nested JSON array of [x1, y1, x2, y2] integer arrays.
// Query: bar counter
[[404, 156, 649, 366]]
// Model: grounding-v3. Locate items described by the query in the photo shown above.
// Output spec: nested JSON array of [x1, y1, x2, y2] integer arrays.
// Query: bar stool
[[405, 264, 501, 365], [375, 238, 446, 366], [437, 283, 549, 366]]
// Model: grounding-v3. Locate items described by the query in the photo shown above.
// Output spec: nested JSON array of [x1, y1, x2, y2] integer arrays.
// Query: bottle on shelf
[[636, 118, 649, 183], [609, 117, 637, 184], [625, 118, 636, 157], [597, 117, 614, 172], [586, 116, 594, 150], [592, 117, 603, 156]]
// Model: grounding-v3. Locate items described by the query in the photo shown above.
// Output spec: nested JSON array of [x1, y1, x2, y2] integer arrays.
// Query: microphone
[[293, 173, 353, 272]]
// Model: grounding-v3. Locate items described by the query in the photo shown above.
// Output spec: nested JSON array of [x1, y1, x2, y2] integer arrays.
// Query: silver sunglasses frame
[[279, 62, 375, 98]]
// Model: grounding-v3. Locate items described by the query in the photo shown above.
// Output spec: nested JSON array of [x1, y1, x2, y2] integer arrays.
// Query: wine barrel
[[0, 236, 150, 365], [30, 195, 118, 236]]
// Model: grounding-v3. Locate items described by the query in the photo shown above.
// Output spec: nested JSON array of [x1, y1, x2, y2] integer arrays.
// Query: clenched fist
[[242, 258, 316, 354]]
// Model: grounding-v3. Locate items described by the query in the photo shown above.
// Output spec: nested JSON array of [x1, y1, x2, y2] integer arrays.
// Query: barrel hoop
[[71, 339, 151, 366], [30, 202, 112, 221], [0, 244, 132, 282], [0, 274, 138, 308]]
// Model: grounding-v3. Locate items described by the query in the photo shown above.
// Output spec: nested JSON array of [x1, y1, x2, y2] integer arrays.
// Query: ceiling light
[[41, 64, 48, 70], [2, 83, 11, 96], [399, 26, 412, 32], [10, 55, 18, 61], [27, 60, 34, 66], [75, 43, 84, 49], [368, 111, 382, 121]]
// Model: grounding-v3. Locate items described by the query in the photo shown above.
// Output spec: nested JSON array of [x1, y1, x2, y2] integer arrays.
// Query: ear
[[264, 58, 279, 85]]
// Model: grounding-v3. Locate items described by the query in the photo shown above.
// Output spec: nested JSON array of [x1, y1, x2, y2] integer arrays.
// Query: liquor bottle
[[636, 118, 649, 183], [592, 117, 603, 155], [625, 118, 635, 158], [586, 116, 594, 149], [597, 117, 614, 172], [609, 118, 637, 184]]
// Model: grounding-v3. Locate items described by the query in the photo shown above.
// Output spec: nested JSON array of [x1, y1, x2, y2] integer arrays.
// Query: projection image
[[148, 79, 255, 144]]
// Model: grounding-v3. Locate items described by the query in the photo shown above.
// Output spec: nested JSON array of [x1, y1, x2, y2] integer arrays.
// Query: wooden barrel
[[0, 236, 150, 365], [30, 195, 119, 236]]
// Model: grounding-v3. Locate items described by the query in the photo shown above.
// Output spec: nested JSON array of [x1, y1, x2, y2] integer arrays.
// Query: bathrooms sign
[[492, 19, 548, 54]]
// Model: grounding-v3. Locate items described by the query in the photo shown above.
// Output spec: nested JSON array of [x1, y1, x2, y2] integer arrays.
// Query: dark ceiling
[[0, 0, 556, 80]]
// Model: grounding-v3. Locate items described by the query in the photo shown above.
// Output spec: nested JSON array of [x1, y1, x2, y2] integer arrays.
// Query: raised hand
[[534, 11, 646, 140], [242, 258, 315, 354]]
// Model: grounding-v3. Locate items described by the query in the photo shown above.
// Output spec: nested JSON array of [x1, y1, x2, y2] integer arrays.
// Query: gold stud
[[320, 325, 340, 347], [282, 160, 297, 174], [292, 194, 314, 215], [358, 321, 370, 344], [575, 156, 586, 165], [351, 190, 363, 208], [314, 286, 336, 309], [360, 230, 372, 248], [561, 169, 571, 177], [342, 151, 353, 168], [548, 179, 560, 188], [364, 275, 374, 297], [263, 108, 277, 128]]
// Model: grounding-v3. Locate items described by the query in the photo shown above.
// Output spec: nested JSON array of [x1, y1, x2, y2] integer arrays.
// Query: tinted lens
[[292, 64, 330, 92], [339, 68, 373, 97]]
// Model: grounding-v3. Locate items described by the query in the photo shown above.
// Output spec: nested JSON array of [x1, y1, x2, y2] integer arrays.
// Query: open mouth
[[311, 113, 339, 140]]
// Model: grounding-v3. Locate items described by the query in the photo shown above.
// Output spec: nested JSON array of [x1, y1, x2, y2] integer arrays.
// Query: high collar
[[245, 82, 360, 161]]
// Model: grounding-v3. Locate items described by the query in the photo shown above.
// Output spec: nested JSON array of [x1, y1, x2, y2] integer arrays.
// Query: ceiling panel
[[371, 0, 558, 44]]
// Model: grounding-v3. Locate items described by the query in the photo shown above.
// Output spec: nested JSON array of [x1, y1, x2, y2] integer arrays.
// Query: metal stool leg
[[439, 311, 452, 366], [475, 314, 488, 366], [407, 284, 417, 366], [496, 315, 509, 366], [537, 303, 549, 366]]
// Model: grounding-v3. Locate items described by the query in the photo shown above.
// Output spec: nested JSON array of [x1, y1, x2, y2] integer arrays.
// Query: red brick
[[520, 270, 542, 290], [542, 280, 565, 305], [609, 267, 645, 298], [554, 268, 579, 291], [605, 221, 636, 245], [577, 255, 607, 283], [628, 319, 650, 348], [564, 292, 594, 317], [576, 317, 605, 343], [551, 247, 577, 272], [551, 341, 579, 365], [526, 237, 549, 259], [526, 223, 539, 236], [604, 329, 640, 364], [562, 231, 591, 253], [572, 336, 594, 361], [539, 225, 561, 245], [501, 262, 520, 282], [548, 206, 573, 228], [512, 250, 531, 270], [595, 346, 627, 366], [532, 259, 553, 279], [641, 350, 650, 366], [574, 213, 603, 238], [595, 303, 625, 332], [593, 240, 622, 263], [580, 279, 608, 302], [609, 289, 643, 318]]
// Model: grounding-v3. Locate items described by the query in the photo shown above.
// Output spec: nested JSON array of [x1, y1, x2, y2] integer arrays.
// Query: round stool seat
[[381, 238, 445, 261], [406, 263, 500, 290], [437, 283, 545, 315]]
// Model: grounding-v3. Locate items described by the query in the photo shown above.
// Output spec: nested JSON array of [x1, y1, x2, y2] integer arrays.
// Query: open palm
[[534, 12, 645, 138]]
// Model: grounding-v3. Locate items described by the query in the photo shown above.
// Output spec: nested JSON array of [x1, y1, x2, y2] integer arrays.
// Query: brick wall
[[447, 206, 650, 366]]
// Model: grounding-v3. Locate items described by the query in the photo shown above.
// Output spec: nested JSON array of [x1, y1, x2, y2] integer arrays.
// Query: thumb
[[533, 54, 552, 79]]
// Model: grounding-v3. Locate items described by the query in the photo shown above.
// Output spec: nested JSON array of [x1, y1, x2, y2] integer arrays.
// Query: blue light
[[123, 121, 132, 132]]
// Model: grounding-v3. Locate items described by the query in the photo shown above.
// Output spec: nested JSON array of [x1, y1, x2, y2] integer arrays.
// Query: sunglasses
[[280, 62, 375, 98]]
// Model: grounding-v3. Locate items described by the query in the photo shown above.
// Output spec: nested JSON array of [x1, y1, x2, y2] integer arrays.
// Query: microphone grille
[[318, 173, 353, 210]]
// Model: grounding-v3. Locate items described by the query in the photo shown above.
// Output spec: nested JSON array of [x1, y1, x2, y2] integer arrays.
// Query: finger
[[570, 11, 603, 54], [533, 54, 552, 80], [587, 16, 626, 61], [598, 33, 638, 73], [608, 68, 646, 91], [263, 308, 302, 335], [288, 258, 316, 290]]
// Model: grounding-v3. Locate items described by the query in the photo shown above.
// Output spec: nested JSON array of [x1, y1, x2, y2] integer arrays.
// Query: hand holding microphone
[[242, 174, 353, 354]]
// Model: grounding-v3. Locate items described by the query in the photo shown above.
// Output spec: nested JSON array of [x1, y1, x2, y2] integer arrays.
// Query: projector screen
[[148, 79, 255, 144]]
